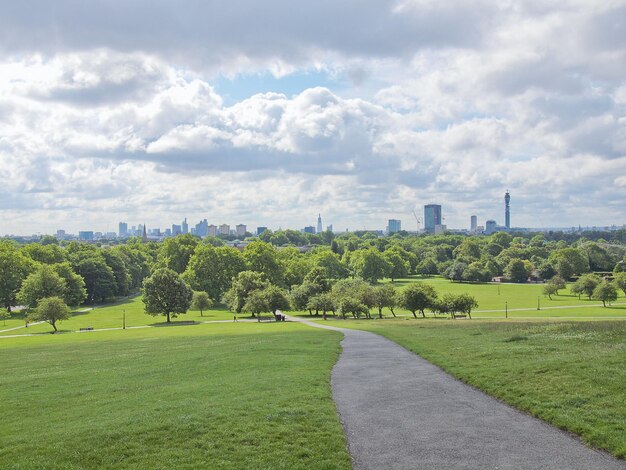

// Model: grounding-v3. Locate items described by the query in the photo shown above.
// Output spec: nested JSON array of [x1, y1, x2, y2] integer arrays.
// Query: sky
[[1, 0, 625, 235]]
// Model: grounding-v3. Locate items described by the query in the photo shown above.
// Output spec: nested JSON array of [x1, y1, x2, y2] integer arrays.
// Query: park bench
[[452, 313, 468, 319], [256, 314, 286, 322], [79, 327, 94, 331]]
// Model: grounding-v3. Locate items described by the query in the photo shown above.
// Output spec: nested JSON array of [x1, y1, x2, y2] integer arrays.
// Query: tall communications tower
[[504, 191, 511, 230]]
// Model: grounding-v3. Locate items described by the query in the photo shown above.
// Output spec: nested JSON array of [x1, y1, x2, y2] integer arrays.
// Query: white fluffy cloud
[[1, 1, 625, 234]]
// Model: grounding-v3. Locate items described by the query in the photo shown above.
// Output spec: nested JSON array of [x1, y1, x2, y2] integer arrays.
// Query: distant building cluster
[[38, 191, 625, 243], [381, 192, 515, 236], [53, 213, 333, 242]]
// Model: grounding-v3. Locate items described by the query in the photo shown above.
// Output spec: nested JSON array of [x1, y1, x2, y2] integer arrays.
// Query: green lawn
[[0, 296, 240, 336], [340, 318, 626, 459], [0, 322, 351, 469], [386, 276, 626, 318], [326, 276, 626, 320]]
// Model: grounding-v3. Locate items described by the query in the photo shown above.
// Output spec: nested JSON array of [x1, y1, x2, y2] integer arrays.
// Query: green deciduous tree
[[444, 261, 468, 282], [331, 279, 375, 318], [280, 249, 312, 289], [452, 293, 479, 319], [222, 271, 269, 315], [580, 242, 613, 272], [142, 268, 193, 323], [303, 266, 331, 293], [504, 259, 531, 283], [191, 291, 213, 317], [157, 234, 199, 274], [262, 285, 291, 314], [462, 262, 491, 282], [491, 232, 512, 249], [183, 245, 246, 301], [543, 283, 558, 300], [102, 250, 131, 296], [571, 274, 601, 300], [453, 239, 482, 262], [29, 296, 71, 332], [382, 251, 409, 282], [612, 272, 626, 296], [312, 250, 350, 279], [52, 262, 87, 306], [242, 290, 270, 318], [548, 248, 589, 280], [418, 258, 438, 276], [21, 243, 67, 264], [291, 282, 319, 316], [592, 281, 618, 307], [17, 265, 67, 309], [0, 242, 34, 312], [307, 293, 336, 319], [337, 297, 368, 320], [113, 245, 152, 291], [400, 282, 438, 318], [72, 255, 117, 303], [349, 248, 392, 284], [243, 241, 283, 286], [373, 284, 397, 318]]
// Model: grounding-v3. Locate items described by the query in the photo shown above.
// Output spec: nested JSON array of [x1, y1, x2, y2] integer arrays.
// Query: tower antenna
[[504, 190, 511, 230]]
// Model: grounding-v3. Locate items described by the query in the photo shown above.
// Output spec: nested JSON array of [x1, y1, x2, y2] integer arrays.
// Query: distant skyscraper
[[470, 215, 477, 233], [208, 224, 218, 237], [142, 224, 147, 243], [118, 222, 128, 238], [256, 226, 268, 236], [219, 224, 230, 236], [317, 214, 323, 233], [236, 224, 246, 238], [79, 231, 94, 241], [504, 191, 511, 230], [424, 204, 442, 234], [387, 219, 401, 234], [326, 224, 333, 232], [172, 224, 182, 236], [182, 218, 188, 235], [485, 220, 497, 235], [303, 226, 315, 234], [195, 219, 208, 237]]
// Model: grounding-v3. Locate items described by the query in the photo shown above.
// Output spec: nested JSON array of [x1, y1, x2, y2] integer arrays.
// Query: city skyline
[[1, 2, 625, 234], [6, 196, 626, 238]]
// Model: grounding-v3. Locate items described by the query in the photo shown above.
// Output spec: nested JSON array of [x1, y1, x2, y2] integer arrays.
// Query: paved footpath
[[287, 316, 625, 470]]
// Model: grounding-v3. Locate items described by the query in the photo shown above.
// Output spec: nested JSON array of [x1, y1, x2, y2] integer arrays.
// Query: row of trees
[[220, 268, 477, 320], [139, 265, 480, 324], [4, 229, 625, 328], [543, 272, 626, 306], [0, 239, 154, 312]]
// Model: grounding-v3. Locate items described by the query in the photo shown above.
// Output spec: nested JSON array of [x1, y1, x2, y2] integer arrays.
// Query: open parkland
[[1, 275, 625, 468]]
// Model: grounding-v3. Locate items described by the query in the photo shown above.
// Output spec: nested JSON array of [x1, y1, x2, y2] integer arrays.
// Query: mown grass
[[292, 276, 626, 320], [385, 276, 626, 318], [0, 296, 239, 336], [0, 322, 351, 469], [340, 318, 626, 458]]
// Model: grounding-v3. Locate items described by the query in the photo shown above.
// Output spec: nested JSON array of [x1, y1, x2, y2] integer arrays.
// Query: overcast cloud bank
[[1, 0, 625, 234]]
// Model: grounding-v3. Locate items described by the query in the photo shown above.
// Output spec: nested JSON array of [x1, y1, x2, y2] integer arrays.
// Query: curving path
[[286, 315, 625, 470]]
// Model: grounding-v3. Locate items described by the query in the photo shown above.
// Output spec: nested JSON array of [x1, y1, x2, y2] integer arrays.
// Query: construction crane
[[411, 210, 421, 233]]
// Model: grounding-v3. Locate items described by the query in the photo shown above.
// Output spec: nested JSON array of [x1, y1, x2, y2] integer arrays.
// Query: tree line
[[2, 229, 625, 329]]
